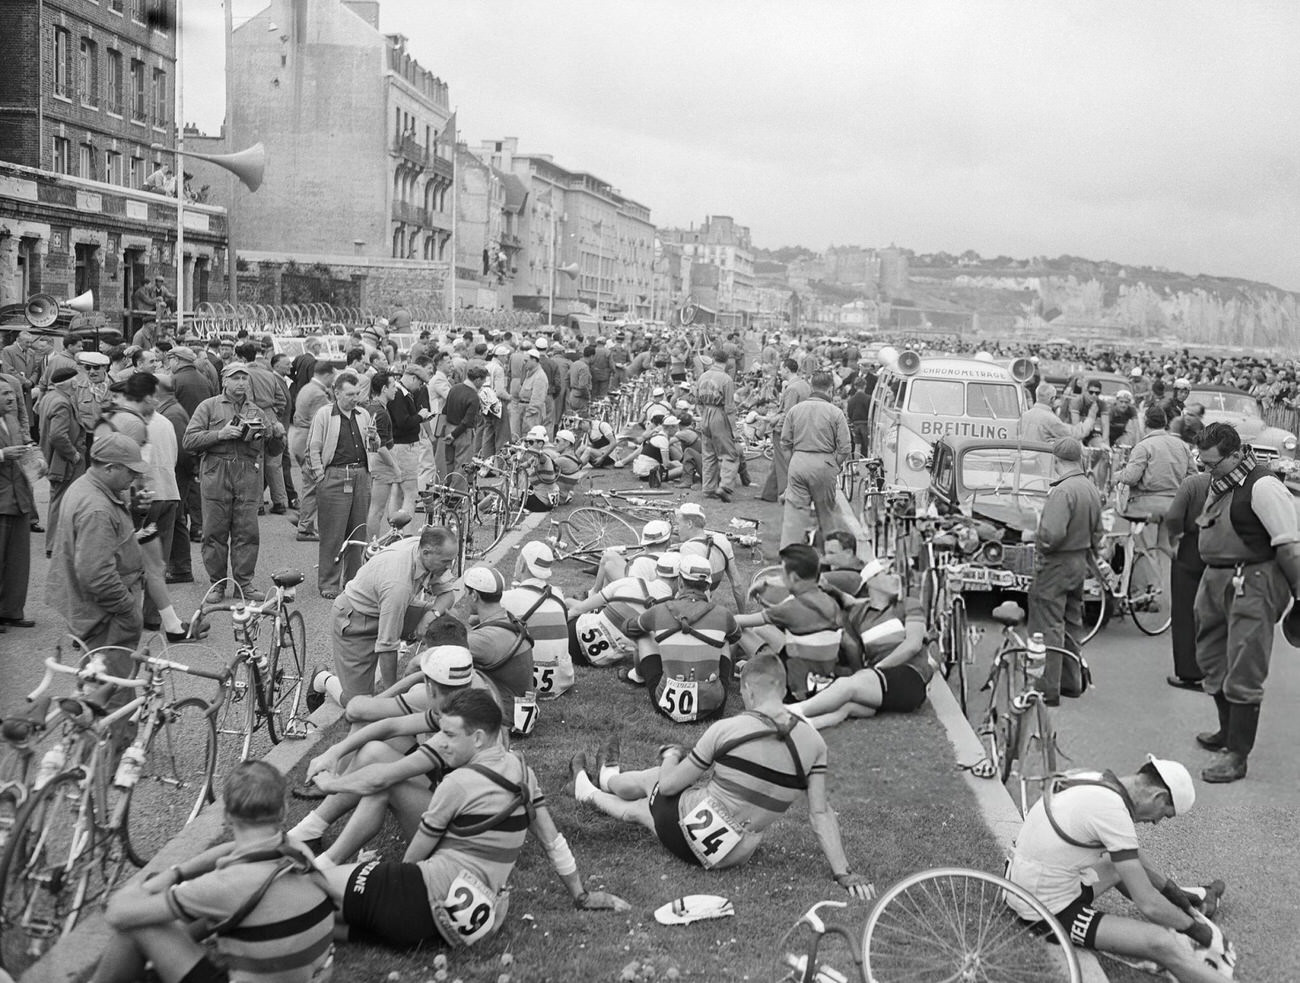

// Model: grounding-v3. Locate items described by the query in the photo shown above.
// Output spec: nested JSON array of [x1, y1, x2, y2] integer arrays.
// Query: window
[[104, 151, 122, 184], [79, 39, 98, 106], [151, 69, 167, 127], [130, 59, 146, 121], [53, 27, 72, 98], [79, 143, 93, 179], [129, 156, 144, 188], [966, 383, 1021, 420], [907, 379, 964, 416], [75, 243, 98, 296], [108, 0, 124, 12], [52, 136, 72, 174], [131, 0, 145, 22], [106, 50, 123, 114]]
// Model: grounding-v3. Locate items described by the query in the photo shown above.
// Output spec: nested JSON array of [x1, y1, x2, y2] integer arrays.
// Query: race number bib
[[680, 796, 744, 869], [512, 690, 539, 737], [532, 664, 557, 697], [658, 677, 699, 723], [575, 613, 625, 667], [437, 869, 496, 947], [806, 671, 835, 698]]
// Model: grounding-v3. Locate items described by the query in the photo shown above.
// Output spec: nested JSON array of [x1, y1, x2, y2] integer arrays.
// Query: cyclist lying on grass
[[319, 689, 628, 951], [568, 653, 875, 899], [1006, 756, 1233, 983]]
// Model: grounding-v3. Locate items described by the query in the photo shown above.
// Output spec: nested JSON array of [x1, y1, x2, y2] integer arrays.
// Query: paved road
[[955, 594, 1300, 983]]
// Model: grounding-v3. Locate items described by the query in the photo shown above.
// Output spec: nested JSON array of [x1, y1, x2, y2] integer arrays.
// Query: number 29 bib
[[434, 869, 497, 947], [679, 795, 744, 869]]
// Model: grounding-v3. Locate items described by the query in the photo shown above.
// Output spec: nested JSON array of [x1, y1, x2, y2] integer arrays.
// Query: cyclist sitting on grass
[[320, 690, 628, 951], [577, 420, 617, 468], [94, 761, 334, 983], [786, 557, 932, 728], [568, 654, 875, 898], [592, 518, 673, 590], [1005, 756, 1233, 983], [567, 553, 679, 667], [676, 502, 748, 613]]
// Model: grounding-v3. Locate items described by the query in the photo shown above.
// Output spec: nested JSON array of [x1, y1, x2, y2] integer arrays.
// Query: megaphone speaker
[[897, 350, 922, 375], [66, 290, 94, 313], [1010, 357, 1035, 383], [24, 294, 59, 329]]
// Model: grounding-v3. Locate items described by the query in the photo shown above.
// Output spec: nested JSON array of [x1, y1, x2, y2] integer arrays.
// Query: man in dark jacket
[[443, 366, 486, 474]]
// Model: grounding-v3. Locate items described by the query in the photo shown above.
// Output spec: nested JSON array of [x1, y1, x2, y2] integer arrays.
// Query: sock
[[598, 764, 619, 792], [159, 606, 184, 634], [625, 667, 644, 684], [321, 673, 343, 706], [574, 770, 598, 805], [289, 811, 330, 842]]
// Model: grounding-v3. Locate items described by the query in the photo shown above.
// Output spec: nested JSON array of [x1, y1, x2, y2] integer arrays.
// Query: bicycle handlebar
[[132, 649, 230, 683], [35, 656, 146, 693], [800, 899, 848, 933]]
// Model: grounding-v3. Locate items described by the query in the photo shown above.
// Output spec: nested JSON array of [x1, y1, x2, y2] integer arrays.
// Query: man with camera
[[182, 363, 281, 600]]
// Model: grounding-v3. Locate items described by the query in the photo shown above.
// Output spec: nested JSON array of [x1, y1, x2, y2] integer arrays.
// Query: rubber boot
[[1195, 692, 1231, 750], [1202, 702, 1259, 783]]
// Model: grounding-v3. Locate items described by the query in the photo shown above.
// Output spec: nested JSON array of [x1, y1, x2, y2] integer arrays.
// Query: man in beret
[[1028, 437, 1104, 704]]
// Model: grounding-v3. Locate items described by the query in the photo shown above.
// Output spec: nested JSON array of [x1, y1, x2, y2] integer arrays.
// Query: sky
[[183, 0, 1300, 290]]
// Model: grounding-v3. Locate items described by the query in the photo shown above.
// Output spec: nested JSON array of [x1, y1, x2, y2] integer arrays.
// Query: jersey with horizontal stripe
[[627, 553, 660, 581], [468, 612, 534, 700], [763, 587, 843, 697], [165, 836, 333, 983], [416, 747, 543, 932], [681, 711, 827, 867], [843, 598, 926, 673], [627, 594, 740, 721], [555, 450, 583, 487], [680, 531, 735, 589], [503, 581, 573, 698], [597, 576, 673, 634]]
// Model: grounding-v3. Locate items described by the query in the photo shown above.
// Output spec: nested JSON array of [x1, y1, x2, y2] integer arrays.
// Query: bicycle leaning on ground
[[188, 569, 309, 790], [0, 648, 228, 973], [1079, 513, 1172, 643], [774, 878, 1081, 983]]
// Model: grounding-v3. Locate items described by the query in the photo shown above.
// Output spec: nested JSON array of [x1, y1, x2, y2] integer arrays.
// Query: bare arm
[[807, 772, 874, 898]]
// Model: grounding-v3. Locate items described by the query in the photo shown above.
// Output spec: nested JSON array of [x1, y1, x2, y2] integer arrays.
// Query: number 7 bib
[[679, 796, 744, 869]]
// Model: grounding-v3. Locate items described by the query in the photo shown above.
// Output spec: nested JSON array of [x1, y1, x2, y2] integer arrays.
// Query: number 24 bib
[[679, 796, 744, 868]]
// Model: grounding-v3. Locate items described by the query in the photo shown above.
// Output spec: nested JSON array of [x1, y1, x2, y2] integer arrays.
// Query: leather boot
[[1202, 701, 1259, 783], [1195, 692, 1231, 750]]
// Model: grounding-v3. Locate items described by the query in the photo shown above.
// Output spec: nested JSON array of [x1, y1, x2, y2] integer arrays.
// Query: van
[[868, 347, 1034, 489]]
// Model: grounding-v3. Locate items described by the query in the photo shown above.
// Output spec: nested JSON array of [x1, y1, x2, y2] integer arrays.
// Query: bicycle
[[1079, 515, 1171, 643], [776, 877, 1081, 983], [189, 569, 309, 790], [916, 523, 975, 715], [969, 603, 1085, 815], [0, 649, 227, 973], [332, 510, 416, 568]]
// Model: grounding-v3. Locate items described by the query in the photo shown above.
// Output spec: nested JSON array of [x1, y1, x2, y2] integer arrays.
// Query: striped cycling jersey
[[627, 553, 660, 581], [555, 450, 583, 487], [416, 747, 542, 937], [597, 576, 673, 634], [680, 532, 735, 589], [763, 587, 843, 670], [628, 594, 740, 719], [469, 613, 534, 700], [503, 581, 573, 697], [686, 711, 827, 833], [165, 836, 333, 983], [844, 598, 926, 671]]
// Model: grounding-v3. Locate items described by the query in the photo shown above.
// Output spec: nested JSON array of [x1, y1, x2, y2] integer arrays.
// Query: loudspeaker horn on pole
[[185, 142, 267, 192], [558, 262, 580, 281], [66, 290, 94, 312], [24, 294, 59, 328]]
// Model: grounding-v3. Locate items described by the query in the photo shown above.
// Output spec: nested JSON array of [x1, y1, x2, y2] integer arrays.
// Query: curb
[[22, 508, 552, 983], [834, 490, 1110, 983]]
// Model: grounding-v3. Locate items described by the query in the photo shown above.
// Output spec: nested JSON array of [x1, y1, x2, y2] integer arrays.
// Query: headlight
[[1285, 436, 1297, 452], [905, 450, 929, 471]]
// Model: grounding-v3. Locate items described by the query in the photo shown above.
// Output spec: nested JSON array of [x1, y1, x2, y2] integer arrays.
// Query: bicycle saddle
[[992, 601, 1026, 626], [271, 568, 305, 588]]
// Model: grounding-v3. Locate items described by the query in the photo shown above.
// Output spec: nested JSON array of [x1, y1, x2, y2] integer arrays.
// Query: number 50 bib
[[679, 796, 744, 869]]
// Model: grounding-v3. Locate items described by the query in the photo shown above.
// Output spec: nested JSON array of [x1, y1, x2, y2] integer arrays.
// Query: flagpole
[[174, 0, 186, 336], [547, 203, 556, 326], [449, 123, 456, 335]]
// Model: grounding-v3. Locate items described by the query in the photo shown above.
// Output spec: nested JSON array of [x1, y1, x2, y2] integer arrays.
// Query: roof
[[901, 356, 1020, 381], [1186, 384, 1253, 394]]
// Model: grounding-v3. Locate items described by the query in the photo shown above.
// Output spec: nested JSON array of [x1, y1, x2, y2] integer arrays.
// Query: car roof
[[936, 435, 1056, 454], [1186, 384, 1253, 394], [1068, 372, 1129, 384]]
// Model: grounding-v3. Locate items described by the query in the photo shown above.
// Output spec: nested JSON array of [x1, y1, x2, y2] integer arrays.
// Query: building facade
[[0, 0, 228, 318], [189, 0, 452, 312], [660, 216, 758, 326], [472, 138, 656, 322]]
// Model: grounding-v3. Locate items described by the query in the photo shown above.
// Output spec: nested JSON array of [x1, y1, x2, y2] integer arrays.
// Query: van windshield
[[968, 383, 1021, 419], [906, 379, 1021, 419]]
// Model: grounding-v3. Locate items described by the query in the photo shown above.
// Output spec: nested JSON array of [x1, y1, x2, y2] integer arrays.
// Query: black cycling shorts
[[179, 956, 229, 983], [1025, 886, 1105, 950], [874, 665, 928, 713], [342, 860, 445, 950], [649, 784, 702, 868]]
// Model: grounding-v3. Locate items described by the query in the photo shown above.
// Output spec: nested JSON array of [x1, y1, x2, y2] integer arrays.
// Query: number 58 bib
[[679, 795, 744, 869], [434, 869, 497, 947]]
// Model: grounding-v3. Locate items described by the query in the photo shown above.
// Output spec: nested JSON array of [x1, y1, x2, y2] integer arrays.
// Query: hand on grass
[[836, 872, 877, 900], [578, 890, 630, 912]]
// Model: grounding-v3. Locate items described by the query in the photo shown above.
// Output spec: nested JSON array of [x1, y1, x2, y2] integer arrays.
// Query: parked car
[[1187, 385, 1298, 462]]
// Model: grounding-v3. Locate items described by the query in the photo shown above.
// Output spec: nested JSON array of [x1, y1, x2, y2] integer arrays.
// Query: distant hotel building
[[0, 0, 228, 317], [659, 216, 758, 328]]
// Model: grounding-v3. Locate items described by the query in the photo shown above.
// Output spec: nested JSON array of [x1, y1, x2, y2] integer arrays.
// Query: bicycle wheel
[[561, 507, 639, 553], [947, 595, 970, 716], [212, 661, 256, 794], [267, 610, 308, 741], [466, 488, 509, 560], [124, 698, 216, 867], [1128, 550, 1172, 635], [0, 770, 121, 973], [861, 867, 1082, 983]]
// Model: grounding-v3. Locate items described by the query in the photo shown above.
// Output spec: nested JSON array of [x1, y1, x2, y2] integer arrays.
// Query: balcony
[[501, 232, 521, 249], [152, 113, 170, 131], [430, 154, 454, 181], [80, 89, 99, 108], [54, 79, 74, 100], [105, 97, 124, 116], [130, 102, 148, 123], [391, 201, 429, 226], [392, 135, 429, 168]]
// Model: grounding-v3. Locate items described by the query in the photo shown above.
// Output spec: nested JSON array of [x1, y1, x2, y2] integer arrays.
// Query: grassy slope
[[283, 476, 1021, 982]]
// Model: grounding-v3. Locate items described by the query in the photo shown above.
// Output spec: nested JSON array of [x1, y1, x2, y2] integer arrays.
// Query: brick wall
[[238, 252, 449, 314]]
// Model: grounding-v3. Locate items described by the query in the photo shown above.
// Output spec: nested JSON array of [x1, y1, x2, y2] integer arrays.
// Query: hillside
[[755, 246, 1300, 349]]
